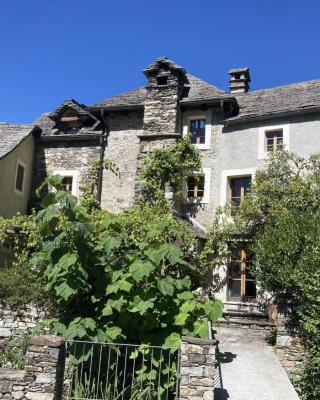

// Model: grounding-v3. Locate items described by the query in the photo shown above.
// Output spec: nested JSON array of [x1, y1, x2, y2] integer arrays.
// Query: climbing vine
[[138, 135, 202, 209]]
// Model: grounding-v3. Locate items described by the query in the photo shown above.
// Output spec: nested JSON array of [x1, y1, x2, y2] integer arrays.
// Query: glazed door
[[228, 243, 256, 301]]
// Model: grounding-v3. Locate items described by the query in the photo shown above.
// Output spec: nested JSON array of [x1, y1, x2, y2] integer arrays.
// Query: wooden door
[[228, 243, 256, 301]]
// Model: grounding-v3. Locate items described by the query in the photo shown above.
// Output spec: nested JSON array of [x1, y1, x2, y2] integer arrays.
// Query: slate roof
[[227, 79, 320, 123], [90, 87, 146, 110], [0, 123, 34, 160], [90, 74, 228, 110]]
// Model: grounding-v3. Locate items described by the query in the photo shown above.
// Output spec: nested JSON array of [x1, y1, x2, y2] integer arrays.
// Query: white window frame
[[14, 159, 26, 196], [182, 110, 212, 150], [183, 167, 211, 204], [220, 167, 257, 207], [52, 169, 79, 197], [258, 123, 290, 160]]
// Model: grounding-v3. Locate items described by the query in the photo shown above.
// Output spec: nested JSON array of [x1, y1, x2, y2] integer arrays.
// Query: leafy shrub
[[33, 176, 223, 349]]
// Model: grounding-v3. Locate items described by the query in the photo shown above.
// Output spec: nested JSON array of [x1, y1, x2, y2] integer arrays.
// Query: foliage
[[79, 159, 120, 213], [0, 213, 46, 305], [138, 135, 202, 209], [204, 150, 320, 399], [0, 335, 30, 370], [33, 175, 223, 350]]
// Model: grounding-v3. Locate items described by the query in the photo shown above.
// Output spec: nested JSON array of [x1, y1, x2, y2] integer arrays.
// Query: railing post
[[179, 336, 217, 400]]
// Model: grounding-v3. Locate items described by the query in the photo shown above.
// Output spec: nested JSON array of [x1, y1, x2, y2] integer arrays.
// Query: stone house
[[2, 57, 320, 309]]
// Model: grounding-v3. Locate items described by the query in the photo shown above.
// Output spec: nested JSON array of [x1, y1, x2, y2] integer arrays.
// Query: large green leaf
[[129, 260, 155, 282], [55, 281, 77, 301], [163, 332, 181, 350], [204, 300, 224, 322], [193, 320, 209, 339], [158, 277, 175, 296]]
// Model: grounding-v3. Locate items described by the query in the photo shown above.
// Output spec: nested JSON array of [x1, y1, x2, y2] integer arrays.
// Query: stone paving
[[214, 326, 299, 400]]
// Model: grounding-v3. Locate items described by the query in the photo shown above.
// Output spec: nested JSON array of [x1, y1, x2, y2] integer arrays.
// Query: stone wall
[[275, 298, 306, 380], [101, 111, 143, 213], [0, 303, 44, 340], [31, 139, 101, 204], [0, 335, 65, 400], [179, 336, 217, 400]]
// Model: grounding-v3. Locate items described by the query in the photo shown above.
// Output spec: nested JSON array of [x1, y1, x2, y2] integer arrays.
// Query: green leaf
[[175, 312, 189, 326], [158, 277, 174, 296], [166, 244, 183, 264], [177, 291, 194, 301], [180, 300, 196, 314], [55, 281, 76, 301], [204, 300, 224, 322], [163, 333, 181, 350], [102, 304, 113, 316], [129, 260, 155, 282], [193, 320, 209, 339], [106, 326, 122, 341], [58, 253, 77, 269]]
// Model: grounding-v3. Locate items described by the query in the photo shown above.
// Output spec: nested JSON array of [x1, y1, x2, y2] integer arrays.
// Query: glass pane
[[245, 280, 257, 298], [229, 280, 241, 298], [230, 261, 242, 278]]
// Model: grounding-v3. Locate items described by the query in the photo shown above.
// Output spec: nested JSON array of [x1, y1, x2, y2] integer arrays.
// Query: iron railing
[[65, 340, 180, 400]]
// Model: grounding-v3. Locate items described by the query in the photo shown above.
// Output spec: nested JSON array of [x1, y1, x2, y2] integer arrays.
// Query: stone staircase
[[219, 302, 275, 333]]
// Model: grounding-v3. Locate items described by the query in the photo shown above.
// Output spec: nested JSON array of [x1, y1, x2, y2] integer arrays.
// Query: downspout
[[96, 109, 109, 204]]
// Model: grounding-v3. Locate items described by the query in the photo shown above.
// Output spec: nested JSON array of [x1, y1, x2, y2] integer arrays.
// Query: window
[[61, 176, 73, 193], [230, 176, 251, 208], [187, 175, 205, 198], [60, 116, 81, 134], [157, 76, 168, 86], [265, 129, 283, 152], [52, 170, 78, 197], [190, 119, 206, 144], [15, 161, 25, 194]]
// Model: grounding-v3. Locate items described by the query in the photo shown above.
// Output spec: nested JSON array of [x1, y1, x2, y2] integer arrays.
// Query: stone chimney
[[229, 67, 251, 93], [143, 57, 188, 134]]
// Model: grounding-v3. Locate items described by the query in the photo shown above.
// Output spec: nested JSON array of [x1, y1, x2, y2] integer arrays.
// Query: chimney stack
[[229, 68, 251, 93]]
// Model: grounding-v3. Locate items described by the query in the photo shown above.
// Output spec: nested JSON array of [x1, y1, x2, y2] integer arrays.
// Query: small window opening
[[234, 73, 241, 80], [61, 176, 73, 193], [190, 119, 206, 144], [157, 76, 168, 86], [60, 116, 81, 134], [265, 129, 283, 152], [15, 163, 25, 193], [187, 175, 205, 198]]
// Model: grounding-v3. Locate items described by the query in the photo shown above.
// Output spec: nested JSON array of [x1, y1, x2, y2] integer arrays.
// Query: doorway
[[227, 242, 256, 301]]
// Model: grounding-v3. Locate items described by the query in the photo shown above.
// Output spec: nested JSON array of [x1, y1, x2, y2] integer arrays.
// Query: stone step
[[218, 316, 275, 331], [223, 309, 269, 320]]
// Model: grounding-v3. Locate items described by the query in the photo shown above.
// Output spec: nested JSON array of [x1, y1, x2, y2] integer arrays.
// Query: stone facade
[[179, 336, 217, 400], [0, 335, 65, 400], [0, 303, 45, 340], [275, 298, 306, 380]]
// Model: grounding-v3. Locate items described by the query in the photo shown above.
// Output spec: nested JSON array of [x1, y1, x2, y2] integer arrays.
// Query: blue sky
[[1, 0, 320, 123]]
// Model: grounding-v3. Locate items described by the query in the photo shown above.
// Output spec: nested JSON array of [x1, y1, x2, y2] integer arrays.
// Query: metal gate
[[64, 340, 180, 400]]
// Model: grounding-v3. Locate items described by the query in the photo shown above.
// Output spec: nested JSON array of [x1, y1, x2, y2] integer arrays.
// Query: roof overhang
[[224, 106, 320, 126]]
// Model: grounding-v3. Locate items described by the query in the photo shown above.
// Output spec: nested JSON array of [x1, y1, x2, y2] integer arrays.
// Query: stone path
[[213, 326, 299, 400]]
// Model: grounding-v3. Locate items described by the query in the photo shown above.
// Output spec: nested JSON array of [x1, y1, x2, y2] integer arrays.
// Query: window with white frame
[[183, 110, 212, 150], [52, 170, 79, 197], [14, 160, 26, 195], [258, 124, 289, 159]]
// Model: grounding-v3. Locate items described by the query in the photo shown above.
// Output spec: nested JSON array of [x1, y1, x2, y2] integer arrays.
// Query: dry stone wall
[[180, 336, 217, 400], [0, 335, 65, 400], [0, 303, 44, 340], [275, 298, 306, 380]]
